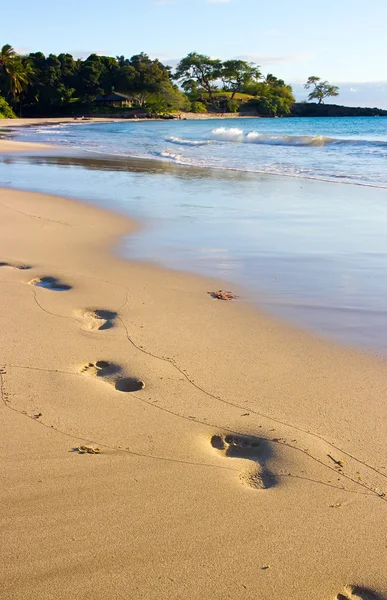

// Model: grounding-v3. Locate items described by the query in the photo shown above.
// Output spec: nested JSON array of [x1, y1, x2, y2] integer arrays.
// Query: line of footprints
[[80, 360, 145, 393], [2, 263, 386, 599], [26, 269, 279, 490]]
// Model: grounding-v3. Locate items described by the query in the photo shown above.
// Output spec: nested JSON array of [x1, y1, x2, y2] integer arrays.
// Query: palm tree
[[0, 44, 18, 100], [0, 44, 16, 70], [0, 45, 34, 108], [6, 59, 33, 98]]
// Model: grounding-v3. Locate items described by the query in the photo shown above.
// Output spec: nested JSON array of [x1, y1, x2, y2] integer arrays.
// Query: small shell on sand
[[76, 445, 100, 454]]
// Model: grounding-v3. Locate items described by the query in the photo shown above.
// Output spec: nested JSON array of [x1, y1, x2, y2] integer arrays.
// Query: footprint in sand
[[337, 587, 385, 600], [29, 276, 71, 291], [77, 308, 117, 331], [0, 260, 31, 270], [80, 361, 145, 392], [81, 360, 121, 378], [211, 433, 276, 490]]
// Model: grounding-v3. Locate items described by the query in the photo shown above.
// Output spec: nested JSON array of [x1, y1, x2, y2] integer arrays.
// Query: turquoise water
[[2, 117, 387, 352], [11, 116, 387, 187]]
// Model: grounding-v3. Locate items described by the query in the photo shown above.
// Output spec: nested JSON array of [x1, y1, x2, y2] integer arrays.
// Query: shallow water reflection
[[2, 151, 387, 354]]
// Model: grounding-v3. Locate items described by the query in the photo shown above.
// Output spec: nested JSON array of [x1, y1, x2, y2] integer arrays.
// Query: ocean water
[[2, 117, 387, 353], [10, 116, 387, 187]]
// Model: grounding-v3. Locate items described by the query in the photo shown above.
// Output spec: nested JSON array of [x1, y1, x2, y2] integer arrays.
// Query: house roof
[[96, 92, 132, 102]]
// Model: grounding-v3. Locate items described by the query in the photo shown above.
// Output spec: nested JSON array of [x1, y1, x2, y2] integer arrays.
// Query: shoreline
[[1, 184, 387, 599], [2, 135, 386, 192], [2, 142, 387, 357], [2, 119, 387, 193], [0, 113, 259, 130]]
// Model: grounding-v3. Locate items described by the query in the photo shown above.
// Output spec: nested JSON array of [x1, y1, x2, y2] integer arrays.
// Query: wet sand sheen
[[2, 147, 387, 354], [0, 186, 386, 600]]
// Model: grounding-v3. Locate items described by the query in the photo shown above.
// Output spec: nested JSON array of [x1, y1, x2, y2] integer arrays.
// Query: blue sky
[[1, 0, 386, 106]]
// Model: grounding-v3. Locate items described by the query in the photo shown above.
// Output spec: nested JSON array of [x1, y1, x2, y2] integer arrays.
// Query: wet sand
[[3, 147, 387, 354], [0, 182, 386, 600]]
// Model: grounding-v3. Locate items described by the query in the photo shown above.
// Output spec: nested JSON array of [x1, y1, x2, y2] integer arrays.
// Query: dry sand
[[0, 139, 56, 152], [0, 112, 256, 132], [0, 117, 128, 128], [0, 184, 386, 600]]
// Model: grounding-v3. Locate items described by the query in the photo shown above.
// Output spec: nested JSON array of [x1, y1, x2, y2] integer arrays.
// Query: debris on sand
[[75, 445, 100, 454], [208, 290, 238, 300], [327, 454, 344, 467]]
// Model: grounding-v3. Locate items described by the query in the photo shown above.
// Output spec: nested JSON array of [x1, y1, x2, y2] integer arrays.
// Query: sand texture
[[0, 139, 56, 152], [0, 187, 386, 600], [0, 117, 130, 127]]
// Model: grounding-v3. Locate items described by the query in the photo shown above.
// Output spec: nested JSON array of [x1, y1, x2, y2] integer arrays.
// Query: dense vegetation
[[0, 44, 190, 117], [175, 53, 295, 116], [0, 95, 15, 118], [2, 44, 382, 119], [0, 45, 296, 118]]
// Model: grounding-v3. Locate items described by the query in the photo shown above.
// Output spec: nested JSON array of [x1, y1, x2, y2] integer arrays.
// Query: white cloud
[[148, 52, 309, 72], [14, 46, 31, 55], [234, 53, 310, 66], [70, 49, 111, 59]]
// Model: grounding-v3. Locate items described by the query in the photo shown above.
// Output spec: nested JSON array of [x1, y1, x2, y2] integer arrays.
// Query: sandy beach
[[0, 117, 135, 128], [1, 167, 387, 597], [0, 139, 56, 152], [0, 113, 257, 131]]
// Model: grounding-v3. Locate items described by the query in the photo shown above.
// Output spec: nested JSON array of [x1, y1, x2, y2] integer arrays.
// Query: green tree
[[27, 53, 63, 106], [58, 53, 80, 88], [0, 44, 16, 72], [221, 60, 261, 99], [128, 53, 171, 107], [116, 55, 130, 68], [245, 80, 295, 116], [146, 81, 190, 115], [190, 101, 207, 113], [78, 54, 106, 101], [181, 79, 200, 97], [225, 98, 239, 112], [4, 60, 34, 117], [0, 44, 34, 105], [0, 94, 16, 118], [304, 76, 339, 104], [13, 57, 35, 115], [265, 73, 285, 87], [175, 52, 222, 105], [5, 59, 32, 100]]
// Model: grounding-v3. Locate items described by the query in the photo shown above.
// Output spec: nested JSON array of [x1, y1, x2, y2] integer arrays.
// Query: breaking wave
[[211, 127, 387, 148], [160, 150, 190, 165], [165, 136, 212, 146], [11, 118, 387, 188]]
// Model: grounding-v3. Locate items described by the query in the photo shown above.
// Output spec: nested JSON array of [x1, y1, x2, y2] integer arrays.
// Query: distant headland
[[290, 103, 387, 118]]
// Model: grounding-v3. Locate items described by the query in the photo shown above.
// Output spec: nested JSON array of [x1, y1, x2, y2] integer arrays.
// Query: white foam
[[212, 127, 333, 147], [160, 150, 188, 164], [211, 127, 244, 142], [165, 136, 211, 146]]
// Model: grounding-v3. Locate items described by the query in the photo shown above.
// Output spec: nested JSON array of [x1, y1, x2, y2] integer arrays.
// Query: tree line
[[0, 44, 340, 118]]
